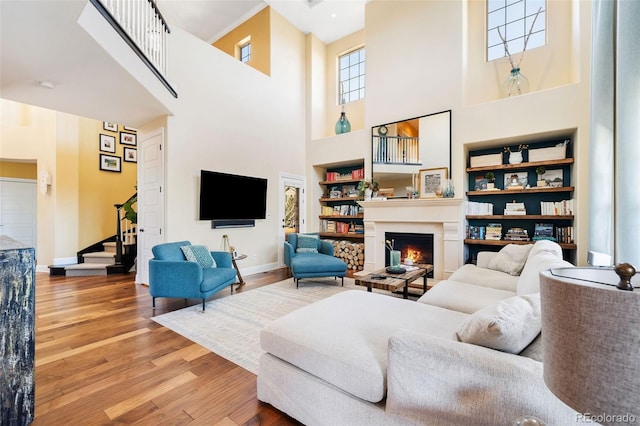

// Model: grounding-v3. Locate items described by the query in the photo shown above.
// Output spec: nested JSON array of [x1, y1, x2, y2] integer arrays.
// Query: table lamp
[[539, 264, 640, 426]]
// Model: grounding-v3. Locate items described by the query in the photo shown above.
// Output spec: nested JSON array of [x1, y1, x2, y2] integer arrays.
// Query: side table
[[231, 254, 247, 288]]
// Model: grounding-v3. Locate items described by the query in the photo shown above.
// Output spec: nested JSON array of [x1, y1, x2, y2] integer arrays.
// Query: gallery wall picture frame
[[100, 154, 121, 172], [123, 126, 138, 132], [120, 132, 137, 146], [103, 121, 118, 132], [123, 147, 137, 163], [99, 133, 116, 153], [419, 167, 448, 198]]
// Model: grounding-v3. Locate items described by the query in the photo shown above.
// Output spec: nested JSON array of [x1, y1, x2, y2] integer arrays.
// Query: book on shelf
[[466, 225, 485, 240], [504, 227, 530, 241], [351, 168, 364, 180], [325, 171, 338, 182], [485, 223, 502, 240], [466, 201, 494, 215], [555, 226, 574, 243], [540, 199, 574, 215], [504, 201, 526, 215], [321, 206, 334, 216]]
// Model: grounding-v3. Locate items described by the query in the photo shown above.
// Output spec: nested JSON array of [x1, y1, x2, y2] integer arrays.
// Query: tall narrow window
[[487, 0, 546, 62], [338, 47, 365, 103], [239, 42, 251, 63]]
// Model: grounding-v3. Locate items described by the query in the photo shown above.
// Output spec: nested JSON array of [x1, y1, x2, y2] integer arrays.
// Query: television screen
[[199, 170, 268, 220]]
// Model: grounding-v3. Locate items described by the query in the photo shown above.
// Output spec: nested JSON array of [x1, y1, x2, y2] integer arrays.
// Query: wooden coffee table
[[355, 264, 433, 299]]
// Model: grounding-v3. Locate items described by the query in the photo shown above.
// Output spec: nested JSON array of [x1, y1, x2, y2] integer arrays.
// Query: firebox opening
[[385, 232, 434, 278]]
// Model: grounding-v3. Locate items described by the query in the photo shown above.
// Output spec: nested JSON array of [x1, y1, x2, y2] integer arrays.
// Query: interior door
[[0, 178, 37, 249], [136, 129, 164, 284], [279, 173, 305, 266]]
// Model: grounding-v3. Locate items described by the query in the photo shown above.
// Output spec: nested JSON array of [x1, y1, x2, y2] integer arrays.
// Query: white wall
[[160, 13, 306, 272]]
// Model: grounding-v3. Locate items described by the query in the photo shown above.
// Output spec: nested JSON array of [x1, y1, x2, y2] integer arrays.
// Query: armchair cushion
[[296, 234, 320, 253], [181, 245, 217, 268]]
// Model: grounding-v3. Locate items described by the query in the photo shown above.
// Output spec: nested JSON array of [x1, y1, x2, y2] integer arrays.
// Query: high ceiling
[[0, 0, 364, 127], [157, 0, 366, 45]]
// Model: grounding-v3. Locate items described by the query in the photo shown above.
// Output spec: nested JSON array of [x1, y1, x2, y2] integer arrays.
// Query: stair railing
[[114, 192, 137, 267], [89, 0, 177, 98]]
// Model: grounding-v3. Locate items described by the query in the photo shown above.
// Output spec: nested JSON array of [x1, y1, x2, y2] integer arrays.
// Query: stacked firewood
[[331, 240, 364, 271]]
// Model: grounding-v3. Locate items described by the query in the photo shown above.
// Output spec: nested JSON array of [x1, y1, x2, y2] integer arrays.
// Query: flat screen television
[[199, 170, 268, 220]]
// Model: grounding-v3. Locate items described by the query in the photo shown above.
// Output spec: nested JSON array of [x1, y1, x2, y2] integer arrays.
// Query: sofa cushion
[[487, 244, 533, 276], [517, 240, 573, 295], [455, 293, 541, 354], [200, 267, 237, 292], [181, 245, 217, 268], [418, 280, 516, 314], [261, 290, 469, 403], [447, 264, 519, 292], [296, 234, 320, 253], [152, 240, 191, 261]]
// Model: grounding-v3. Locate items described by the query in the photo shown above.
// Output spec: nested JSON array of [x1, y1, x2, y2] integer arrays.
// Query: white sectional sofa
[[257, 240, 578, 426]]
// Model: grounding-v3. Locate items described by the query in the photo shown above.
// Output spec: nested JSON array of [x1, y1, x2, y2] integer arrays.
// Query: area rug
[[151, 277, 364, 374]]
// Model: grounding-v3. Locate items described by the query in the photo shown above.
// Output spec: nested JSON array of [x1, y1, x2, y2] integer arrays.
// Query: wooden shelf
[[467, 186, 574, 196], [319, 178, 361, 185], [319, 197, 362, 202], [319, 232, 364, 240], [466, 158, 574, 173], [464, 239, 576, 250], [466, 215, 574, 220], [319, 214, 364, 219]]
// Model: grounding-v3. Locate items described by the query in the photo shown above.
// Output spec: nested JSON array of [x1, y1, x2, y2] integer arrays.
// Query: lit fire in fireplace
[[404, 249, 422, 264]]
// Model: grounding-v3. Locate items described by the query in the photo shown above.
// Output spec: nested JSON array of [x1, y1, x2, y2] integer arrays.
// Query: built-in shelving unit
[[465, 138, 575, 262], [318, 166, 365, 241]]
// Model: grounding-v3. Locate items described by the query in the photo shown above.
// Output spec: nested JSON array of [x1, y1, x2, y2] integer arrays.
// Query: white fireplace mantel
[[359, 198, 465, 279]]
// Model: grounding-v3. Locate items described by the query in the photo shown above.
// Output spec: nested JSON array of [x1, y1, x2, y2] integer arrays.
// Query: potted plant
[[536, 166, 547, 187], [485, 172, 496, 189], [358, 179, 379, 200]]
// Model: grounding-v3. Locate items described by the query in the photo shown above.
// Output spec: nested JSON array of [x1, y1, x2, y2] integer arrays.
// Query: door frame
[[278, 173, 306, 267]]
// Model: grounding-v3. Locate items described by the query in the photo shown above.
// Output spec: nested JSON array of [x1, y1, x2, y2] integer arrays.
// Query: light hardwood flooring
[[32, 268, 302, 425]]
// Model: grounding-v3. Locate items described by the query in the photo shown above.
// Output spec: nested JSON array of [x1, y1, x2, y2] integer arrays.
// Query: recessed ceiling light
[[36, 80, 55, 89]]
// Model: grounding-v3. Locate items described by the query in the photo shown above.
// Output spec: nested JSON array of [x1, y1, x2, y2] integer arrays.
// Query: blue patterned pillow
[[180, 245, 217, 268], [296, 234, 319, 253]]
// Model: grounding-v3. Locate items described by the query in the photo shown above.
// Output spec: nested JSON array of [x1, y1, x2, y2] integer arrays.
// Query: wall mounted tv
[[199, 170, 268, 227]]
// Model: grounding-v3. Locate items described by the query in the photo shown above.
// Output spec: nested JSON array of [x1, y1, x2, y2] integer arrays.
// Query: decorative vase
[[503, 68, 530, 97], [442, 180, 455, 198], [390, 250, 401, 268], [509, 151, 523, 164], [335, 111, 351, 134], [364, 188, 373, 201]]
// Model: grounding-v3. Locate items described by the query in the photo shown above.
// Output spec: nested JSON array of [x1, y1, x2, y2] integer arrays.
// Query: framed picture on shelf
[[99, 154, 121, 172], [99, 134, 116, 153], [123, 147, 137, 163], [541, 169, 563, 187], [505, 172, 528, 189], [103, 121, 118, 132], [419, 167, 448, 198], [120, 132, 137, 146]]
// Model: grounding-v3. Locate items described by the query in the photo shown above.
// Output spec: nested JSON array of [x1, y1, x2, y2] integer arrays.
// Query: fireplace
[[385, 232, 434, 278]]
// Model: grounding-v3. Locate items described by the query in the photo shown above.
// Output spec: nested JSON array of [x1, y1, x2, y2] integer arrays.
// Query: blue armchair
[[149, 241, 237, 311], [284, 233, 347, 287]]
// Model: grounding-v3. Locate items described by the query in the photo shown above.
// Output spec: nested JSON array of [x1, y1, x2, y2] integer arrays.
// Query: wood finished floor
[[32, 268, 303, 426]]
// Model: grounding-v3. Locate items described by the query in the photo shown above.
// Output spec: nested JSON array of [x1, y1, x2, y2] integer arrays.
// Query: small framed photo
[[99, 154, 121, 172], [99, 134, 116, 153], [103, 121, 118, 132], [123, 126, 137, 132], [505, 172, 528, 189], [541, 169, 563, 187], [123, 147, 137, 163], [120, 132, 137, 146], [419, 167, 448, 198]]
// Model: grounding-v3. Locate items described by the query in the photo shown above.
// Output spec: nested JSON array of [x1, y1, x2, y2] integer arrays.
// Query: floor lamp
[[539, 265, 639, 426]]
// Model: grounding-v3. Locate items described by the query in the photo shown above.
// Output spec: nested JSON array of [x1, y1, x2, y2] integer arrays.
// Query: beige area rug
[[151, 277, 410, 374]]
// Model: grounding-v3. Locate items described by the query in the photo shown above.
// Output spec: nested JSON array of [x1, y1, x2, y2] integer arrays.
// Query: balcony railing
[[373, 135, 421, 165], [90, 0, 177, 98]]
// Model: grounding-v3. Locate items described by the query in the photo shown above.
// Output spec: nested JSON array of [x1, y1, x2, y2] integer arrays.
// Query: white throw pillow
[[455, 293, 541, 354], [487, 244, 533, 276]]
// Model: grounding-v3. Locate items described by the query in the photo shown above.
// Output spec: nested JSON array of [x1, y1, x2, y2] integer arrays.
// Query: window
[[487, 0, 546, 62], [338, 47, 365, 104], [239, 42, 251, 63]]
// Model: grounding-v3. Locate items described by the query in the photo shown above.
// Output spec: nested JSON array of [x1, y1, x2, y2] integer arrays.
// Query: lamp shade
[[540, 269, 640, 425]]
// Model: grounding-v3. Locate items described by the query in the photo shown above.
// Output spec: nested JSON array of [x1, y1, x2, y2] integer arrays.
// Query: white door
[[278, 173, 305, 266], [0, 178, 37, 249], [136, 129, 165, 284]]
